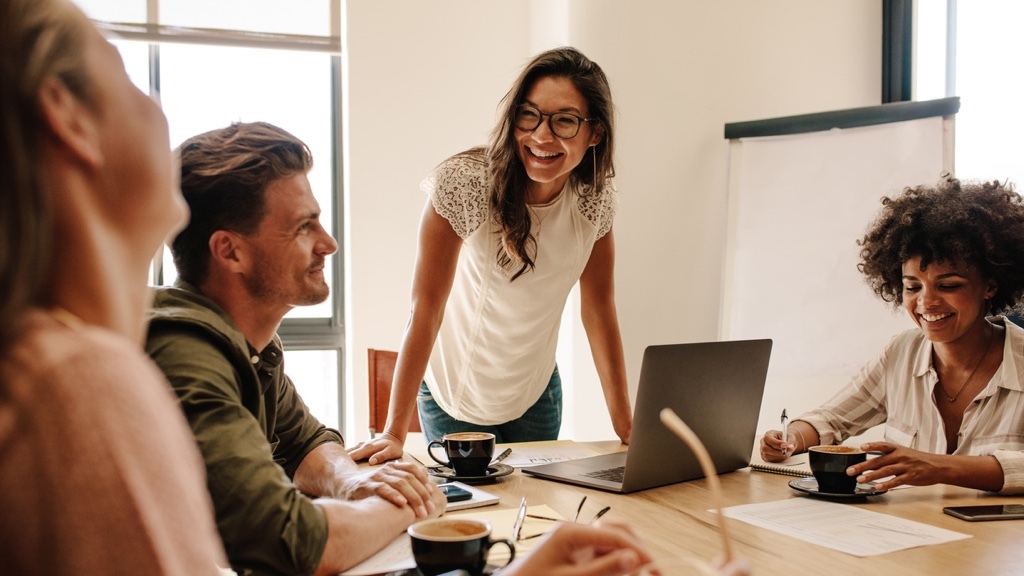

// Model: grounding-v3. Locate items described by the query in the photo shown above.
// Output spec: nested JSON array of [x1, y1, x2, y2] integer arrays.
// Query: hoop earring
[[592, 146, 598, 190]]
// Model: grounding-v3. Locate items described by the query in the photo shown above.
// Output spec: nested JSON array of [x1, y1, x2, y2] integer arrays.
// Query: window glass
[[285, 349, 339, 429], [112, 40, 150, 95], [954, 1, 1023, 186], [73, 0, 331, 37], [160, 0, 331, 36], [914, 0, 947, 101], [73, 0, 145, 23]]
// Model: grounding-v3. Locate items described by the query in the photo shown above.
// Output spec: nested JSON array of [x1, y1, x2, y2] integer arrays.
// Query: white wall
[[343, 0, 881, 443]]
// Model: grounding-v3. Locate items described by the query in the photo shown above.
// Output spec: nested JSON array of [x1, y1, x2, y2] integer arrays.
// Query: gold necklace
[[940, 325, 994, 403], [528, 205, 551, 243]]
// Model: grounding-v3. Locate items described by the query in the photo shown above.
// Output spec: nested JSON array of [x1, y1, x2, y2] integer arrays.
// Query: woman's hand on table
[[347, 432, 405, 465], [850, 442, 950, 491]]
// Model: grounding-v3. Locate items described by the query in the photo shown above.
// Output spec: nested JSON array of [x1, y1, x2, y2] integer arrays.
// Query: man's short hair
[[171, 121, 313, 285]]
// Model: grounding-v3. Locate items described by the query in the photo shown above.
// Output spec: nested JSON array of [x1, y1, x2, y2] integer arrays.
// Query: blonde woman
[[0, 0, 226, 572]]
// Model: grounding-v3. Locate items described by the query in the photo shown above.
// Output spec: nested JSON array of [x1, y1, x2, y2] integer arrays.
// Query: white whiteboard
[[722, 116, 953, 441]]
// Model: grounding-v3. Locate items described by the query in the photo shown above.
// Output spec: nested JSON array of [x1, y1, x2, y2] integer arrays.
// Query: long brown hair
[[487, 47, 616, 280], [0, 0, 91, 346]]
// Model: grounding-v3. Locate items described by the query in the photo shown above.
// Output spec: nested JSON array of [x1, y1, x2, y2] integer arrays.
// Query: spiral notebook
[[749, 453, 813, 478]]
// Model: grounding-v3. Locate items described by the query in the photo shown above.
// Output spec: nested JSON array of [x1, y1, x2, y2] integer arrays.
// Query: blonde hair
[[0, 0, 92, 345]]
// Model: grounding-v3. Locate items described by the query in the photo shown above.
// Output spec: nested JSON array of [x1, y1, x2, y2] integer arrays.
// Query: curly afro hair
[[857, 175, 1024, 314]]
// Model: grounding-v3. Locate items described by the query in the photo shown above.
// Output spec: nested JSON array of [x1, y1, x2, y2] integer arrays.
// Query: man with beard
[[146, 122, 444, 576]]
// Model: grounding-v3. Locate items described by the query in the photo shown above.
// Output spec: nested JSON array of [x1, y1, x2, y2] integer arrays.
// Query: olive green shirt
[[146, 282, 342, 576]]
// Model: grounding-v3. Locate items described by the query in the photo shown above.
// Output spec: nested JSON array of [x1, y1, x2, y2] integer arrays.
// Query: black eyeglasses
[[514, 104, 595, 139]]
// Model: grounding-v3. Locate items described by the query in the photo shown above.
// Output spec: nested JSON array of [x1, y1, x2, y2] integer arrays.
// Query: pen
[[781, 408, 789, 458], [590, 506, 611, 524], [491, 448, 512, 465], [526, 514, 562, 522]]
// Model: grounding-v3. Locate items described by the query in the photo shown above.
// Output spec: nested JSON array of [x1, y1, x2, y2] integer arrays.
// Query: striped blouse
[[799, 316, 1024, 494]]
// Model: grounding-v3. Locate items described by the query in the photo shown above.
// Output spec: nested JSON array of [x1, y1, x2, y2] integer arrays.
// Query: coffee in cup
[[427, 432, 496, 477], [408, 518, 515, 576], [808, 445, 867, 494]]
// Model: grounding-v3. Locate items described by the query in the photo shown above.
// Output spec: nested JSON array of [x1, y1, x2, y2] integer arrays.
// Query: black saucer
[[427, 463, 514, 484], [386, 564, 500, 576], [789, 477, 888, 499]]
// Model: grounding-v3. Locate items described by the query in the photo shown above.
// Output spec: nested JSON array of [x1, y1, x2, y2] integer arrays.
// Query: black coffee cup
[[408, 518, 515, 576], [808, 445, 867, 494], [428, 432, 495, 477]]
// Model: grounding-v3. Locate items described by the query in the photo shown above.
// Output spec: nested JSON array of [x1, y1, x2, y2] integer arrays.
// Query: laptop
[[522, 339, 772, 493]]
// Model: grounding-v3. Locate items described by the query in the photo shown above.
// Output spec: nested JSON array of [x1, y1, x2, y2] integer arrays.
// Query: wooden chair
[[368, 348, 421, 437]]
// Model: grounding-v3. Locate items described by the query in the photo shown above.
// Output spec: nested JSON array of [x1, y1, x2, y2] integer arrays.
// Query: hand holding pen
[[760, 412, 817, 463]]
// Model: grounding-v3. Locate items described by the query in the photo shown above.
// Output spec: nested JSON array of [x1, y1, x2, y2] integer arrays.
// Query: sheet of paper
[[498, 441, 603, 468], [722, 498, 970, 557], [340, 505, 563, 575]]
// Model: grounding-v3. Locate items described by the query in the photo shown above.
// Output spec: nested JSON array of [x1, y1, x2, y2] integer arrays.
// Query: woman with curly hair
[[760, 176, 1024, 494], [350, 46, 631, 464]]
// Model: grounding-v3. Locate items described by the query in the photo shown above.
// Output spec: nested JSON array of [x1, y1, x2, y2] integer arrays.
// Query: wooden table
[[419, 440, 1024, 576]]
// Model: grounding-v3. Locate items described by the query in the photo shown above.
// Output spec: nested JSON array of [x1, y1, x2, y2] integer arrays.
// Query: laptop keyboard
[[583, 465, 625, 483]]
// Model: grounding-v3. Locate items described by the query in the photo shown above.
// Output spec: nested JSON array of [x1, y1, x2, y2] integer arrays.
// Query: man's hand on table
[[340, 460, 441, 519]]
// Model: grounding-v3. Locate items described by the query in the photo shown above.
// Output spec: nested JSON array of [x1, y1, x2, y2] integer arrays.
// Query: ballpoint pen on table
[[781, 408, 789, 458], [491, 448, 512, 466]]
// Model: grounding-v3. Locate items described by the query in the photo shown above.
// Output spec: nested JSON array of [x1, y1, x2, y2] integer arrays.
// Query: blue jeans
[[417, 365, 562, 444]]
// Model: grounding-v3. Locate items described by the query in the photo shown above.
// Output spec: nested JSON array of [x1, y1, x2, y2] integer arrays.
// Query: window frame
[[90, 0, 347, 425]]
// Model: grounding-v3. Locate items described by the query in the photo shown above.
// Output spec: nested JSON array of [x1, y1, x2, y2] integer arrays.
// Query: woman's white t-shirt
[[421, 152, 616, 425]]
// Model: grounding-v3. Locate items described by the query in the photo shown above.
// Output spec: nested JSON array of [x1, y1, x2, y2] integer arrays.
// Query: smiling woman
[[348, 46, 631, 466], [0, 0, 226, 572], [759, 175, 1024, 496]]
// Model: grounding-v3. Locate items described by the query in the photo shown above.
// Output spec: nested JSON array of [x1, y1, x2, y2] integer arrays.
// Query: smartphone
[[439, 483, 472, 503], [943, 504, 1024, 522]]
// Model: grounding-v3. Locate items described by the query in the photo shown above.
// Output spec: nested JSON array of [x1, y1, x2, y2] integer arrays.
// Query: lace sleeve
[[577, 183, 618, 239], [420, 154, 490, 239]]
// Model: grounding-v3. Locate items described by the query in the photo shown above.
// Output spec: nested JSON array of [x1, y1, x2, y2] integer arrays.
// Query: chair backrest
[[368, 348, 421, 437]]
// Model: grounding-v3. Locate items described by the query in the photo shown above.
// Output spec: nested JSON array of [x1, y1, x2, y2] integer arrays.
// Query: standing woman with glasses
[[351, 46, 631, 463]]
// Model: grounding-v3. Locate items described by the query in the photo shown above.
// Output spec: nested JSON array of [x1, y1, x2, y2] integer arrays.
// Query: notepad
[[748, 453, 812, 477]]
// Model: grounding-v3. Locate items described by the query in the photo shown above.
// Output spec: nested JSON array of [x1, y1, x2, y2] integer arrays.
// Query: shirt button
[[250, 355, 260, 364]]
